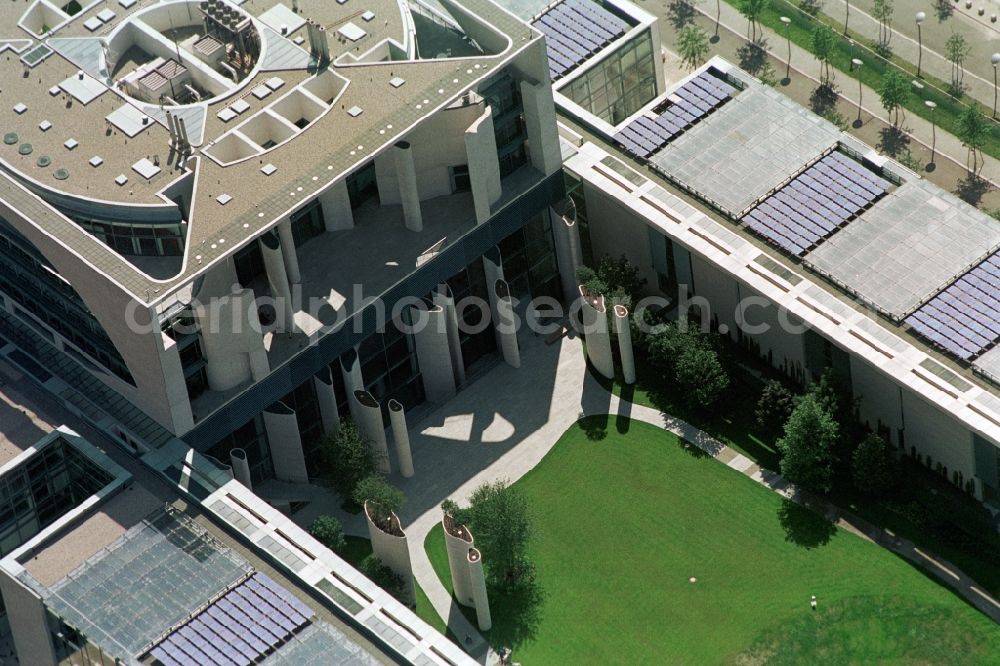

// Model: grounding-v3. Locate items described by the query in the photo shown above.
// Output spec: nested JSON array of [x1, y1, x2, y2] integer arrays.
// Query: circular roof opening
[[37, 155, 51, 168], [53, 168, 69, 180], [18, 143, 33, 156], [3, 132, 17, 145]]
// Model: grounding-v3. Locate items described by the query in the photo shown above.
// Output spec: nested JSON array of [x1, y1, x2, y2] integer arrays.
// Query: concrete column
[[277, 219, 301, 284], [394, 141, 422, 232], [388, 399, 414, 478], [520, 79, 561, 177], [580, 288, 614, 380], [494, 279, 520, 369], [614, 304, 635, 384], [354, 390, 390, 474], [550, 206, 583, 303], [263, 402, 309, 484], [230, 448, 253, 490], [0, 565, 57, 666], [195, 262, 269, 391], [313, 367, 341, 434], [340, 347, 365, 424], [443, 515, 475, 605], [319, 178, 354, 231], [365, 503, 415, 604], [260, 231, 297, 333], [468, 547, 492, 631], [412, 299, 457, 402], [432, 285, 466, 387], [465, 106, 502, 224]]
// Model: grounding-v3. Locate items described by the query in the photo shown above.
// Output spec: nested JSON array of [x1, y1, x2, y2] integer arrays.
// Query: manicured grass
[[339, 536, 452, 641], [426, 418, 1000, 663], [721, 0, 1000, 162]]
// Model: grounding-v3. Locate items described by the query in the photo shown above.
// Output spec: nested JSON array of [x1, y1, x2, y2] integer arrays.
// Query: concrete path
[[388, 327, 1000, 661]]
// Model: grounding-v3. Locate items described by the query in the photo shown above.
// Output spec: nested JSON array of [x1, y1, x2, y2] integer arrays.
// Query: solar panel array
[[613, 72, 736, 158], [904, 252, 1000, 361], [740, 152, 891, 256], [150, 572, 314, 666], [531, 0, 629, 80]]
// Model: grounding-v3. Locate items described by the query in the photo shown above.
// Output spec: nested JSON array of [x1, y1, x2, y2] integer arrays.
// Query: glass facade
[[443, 260, 497, 371], [72, 217, 184, 257], [565, 29, 657, 125], [565, 172, 595, 267], [481, 73, 529, 178], [499, 212, 562, 301], [162, 308, 208, 400], [207, 415, 274, 485], [0, 438, 114, 557], [0, 216, 133, 384], [290, 199, 325, 248], [357, 317, 426, 419]]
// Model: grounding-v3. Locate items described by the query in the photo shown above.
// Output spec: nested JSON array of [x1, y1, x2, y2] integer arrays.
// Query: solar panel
[[737, 152, 891, 256], [532, 0, 629, 80], [612, 71, 736, 158], [905, 252, 1000, 361]]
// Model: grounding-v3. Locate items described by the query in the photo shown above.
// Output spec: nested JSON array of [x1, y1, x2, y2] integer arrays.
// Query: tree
[[809, 23, 836, 87], [321, 419, 378, 502], [674, 344, 729, 408], [878, 69, 910, 127], [737, 0, 770, 41], [309, 515, 346, 553], [776, 394, 838, 494], [852, 433, 897, 495], [353, 475, 405, 528], [945, 33, 971, 94], [677, 25, 710, 71], [463, 479, 534, 590], [755, 380, 796, 439], [871, 0, 894, 53], [596, 254, 647, 306], [800, 0, 823, 16], [957, 104, 988, 174]]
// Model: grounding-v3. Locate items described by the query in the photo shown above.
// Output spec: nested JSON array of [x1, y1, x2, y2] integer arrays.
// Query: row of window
[[73, 218, 185, 257]]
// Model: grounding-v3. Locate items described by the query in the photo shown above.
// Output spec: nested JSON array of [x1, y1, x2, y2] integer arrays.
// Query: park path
[[395, 329, 1000, 663], [655, 0, 1000, 202]]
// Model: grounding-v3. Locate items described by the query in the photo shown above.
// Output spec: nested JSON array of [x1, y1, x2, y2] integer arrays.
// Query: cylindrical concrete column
[[550, 205, 583, 303], [580, 287, 614, 380], [412, 299, 457, 402], [468, 547, 492, 631], [365, 502, 415, 604], [388, 399, 414, 478], [464, 106, 502, 225], [260, 231, 297, 333], [494, 279, 520, 368], [277, 218, 301, 284], [354, 390, 390, 474], [319, 178, 354, 231], [394, 141, 422, 232], [433, 285, 466, 387], [614, 304, 635, 384], [443, 514, 474, 605], [263, 402, 309, 484], [340, 347, 364, 424], [314, 367, 341, 435], [230, 448, 253, 490]]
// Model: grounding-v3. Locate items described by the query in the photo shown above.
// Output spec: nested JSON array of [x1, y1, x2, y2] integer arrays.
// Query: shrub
[[755, 380, 796, 439], [851, 433, 897, 496], [777, 394, 838, 494], [360, 556, 408, 602], [308, 515, 346, 553], [354, 475, 405, 529]]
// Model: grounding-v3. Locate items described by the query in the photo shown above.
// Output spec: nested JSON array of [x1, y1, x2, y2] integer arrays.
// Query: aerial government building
[[0, 0, 999, 662]]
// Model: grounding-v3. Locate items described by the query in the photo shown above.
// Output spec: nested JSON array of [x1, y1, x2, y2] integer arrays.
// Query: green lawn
[[339, 536, 452, 641], [425, 418, 1000, 664]]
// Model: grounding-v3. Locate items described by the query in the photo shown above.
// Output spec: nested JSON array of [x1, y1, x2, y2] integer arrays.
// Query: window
[[566, 30, 658, 124], [290, 199, 325, 247], [450, 165, 471, 193]]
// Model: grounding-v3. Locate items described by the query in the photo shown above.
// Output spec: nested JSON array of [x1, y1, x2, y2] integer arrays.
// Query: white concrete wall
[[0, 564, 57, 666], [375, 104, 485, 206], [689, 253, 741, 339], [901, 388, 976, 479], [583, 185, 659, 290], [851, 355, 904, 440]]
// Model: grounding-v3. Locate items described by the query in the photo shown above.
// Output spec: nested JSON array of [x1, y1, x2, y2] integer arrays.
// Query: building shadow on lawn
[[778, 499, 836, 549]]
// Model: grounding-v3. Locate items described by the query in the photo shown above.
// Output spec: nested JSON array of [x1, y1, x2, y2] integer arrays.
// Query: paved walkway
[[385, 328, 1000, 662]]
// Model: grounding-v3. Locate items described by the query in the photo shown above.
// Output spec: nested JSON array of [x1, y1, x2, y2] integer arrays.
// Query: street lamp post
[[992, 53, 1000, 118], [915, 12, 926, 78], [852, 58, 864, 126], [925, 100, 937, 166], [780, 16, 791, 82]]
